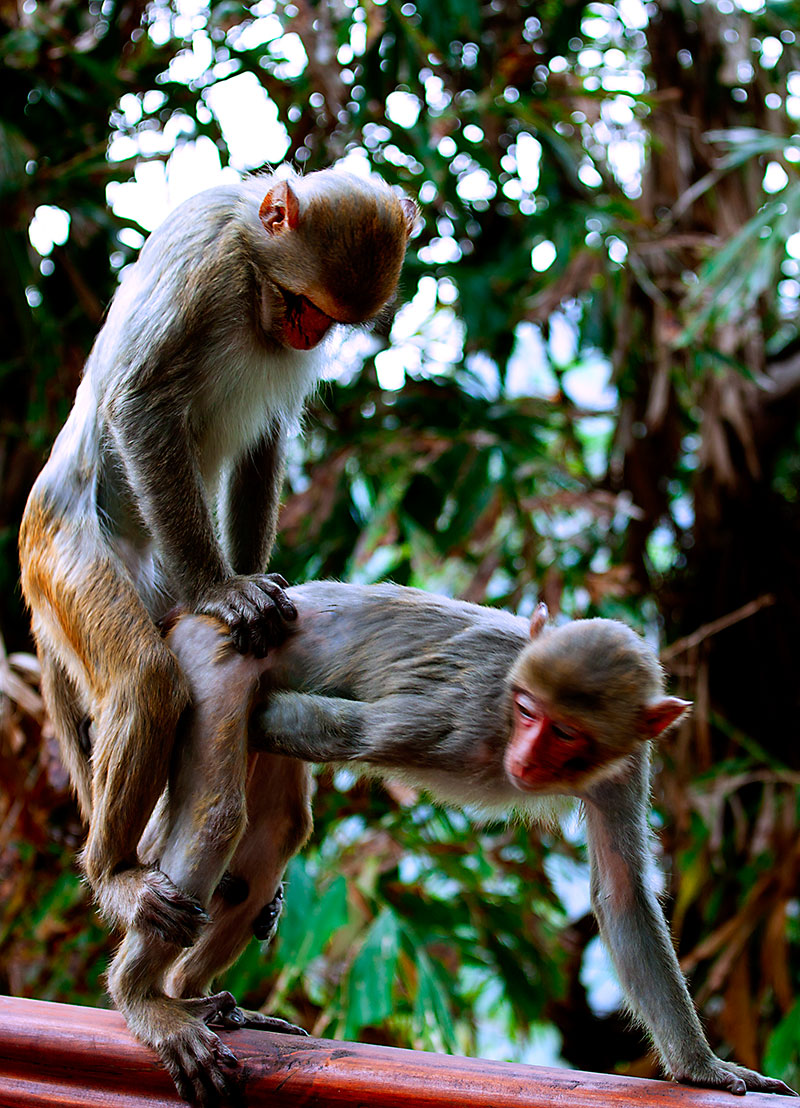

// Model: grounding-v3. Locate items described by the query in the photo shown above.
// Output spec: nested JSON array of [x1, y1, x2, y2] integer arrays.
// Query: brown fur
[[509, 618, 665, 752], [18, 169, 412, 1104]]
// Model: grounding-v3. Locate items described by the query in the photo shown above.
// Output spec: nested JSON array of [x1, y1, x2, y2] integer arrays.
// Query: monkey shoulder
[[101, 186, 264, 358], [446, 620, 529, 674]]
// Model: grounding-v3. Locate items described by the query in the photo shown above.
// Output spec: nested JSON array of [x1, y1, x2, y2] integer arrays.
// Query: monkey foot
[[677, 1057, 798, 1097], [179, 990, 307, 1037], [137, 867, 210, 947], [182, 991, 240, 1025], [158, 1021, 241, 1108]]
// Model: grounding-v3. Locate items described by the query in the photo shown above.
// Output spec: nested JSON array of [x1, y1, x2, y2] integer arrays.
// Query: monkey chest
[[194, 342, 322, 476]]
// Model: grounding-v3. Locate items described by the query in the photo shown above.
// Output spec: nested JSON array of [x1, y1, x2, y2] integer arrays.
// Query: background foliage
[[1, 0, 800, 1086]]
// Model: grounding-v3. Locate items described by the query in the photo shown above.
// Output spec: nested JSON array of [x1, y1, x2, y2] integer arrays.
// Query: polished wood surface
[[0, 995, 793, 1107]]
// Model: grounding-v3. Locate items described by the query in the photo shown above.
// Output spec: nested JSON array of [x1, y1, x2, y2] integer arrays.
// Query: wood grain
[[0, 995, 793, 1107]]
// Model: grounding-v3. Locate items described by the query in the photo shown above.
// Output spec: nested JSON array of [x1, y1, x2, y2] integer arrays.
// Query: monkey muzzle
[[281, 290, 335, 350]]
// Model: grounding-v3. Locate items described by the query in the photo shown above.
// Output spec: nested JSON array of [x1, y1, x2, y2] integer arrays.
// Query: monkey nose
[[504, 746, 534, 788]]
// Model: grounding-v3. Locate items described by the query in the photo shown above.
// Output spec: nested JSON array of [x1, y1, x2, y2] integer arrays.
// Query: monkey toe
[[139, 867, 210, 947], [677, 1058, 793, 1097], [250, 1014, 308, 1037], [738, 1071, 798, 1097], [216, 1008, 308, 1036], [160, 1024, 242, 1108], [252, 883, 285, 941], [183, 991, 240, 1026]]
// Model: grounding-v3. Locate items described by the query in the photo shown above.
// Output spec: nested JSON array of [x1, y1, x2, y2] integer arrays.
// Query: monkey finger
[[252, 575, 298, 621], [228, 616, 253, 656], [194, 591, 255, 654], [245, 603, 296, 657], [262, 571, 290, 589]]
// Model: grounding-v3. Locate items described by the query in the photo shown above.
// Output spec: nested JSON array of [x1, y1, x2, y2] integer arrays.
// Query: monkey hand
[[675, 1055, 798, 1097], [137, 866, 210, 948], [195, 573, 297, 657]]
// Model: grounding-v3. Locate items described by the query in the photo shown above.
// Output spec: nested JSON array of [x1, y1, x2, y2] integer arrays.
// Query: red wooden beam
[[0, 995, 793, 1107]]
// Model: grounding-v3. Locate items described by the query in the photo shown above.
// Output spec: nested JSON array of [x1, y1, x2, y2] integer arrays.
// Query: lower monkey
[[122, 582, 795, 1104]]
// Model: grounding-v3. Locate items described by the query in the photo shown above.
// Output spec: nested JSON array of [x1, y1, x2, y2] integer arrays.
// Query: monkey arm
[[219, 420, 286, 575], [584, 749, 796, 1097], [109, 394, 294, 654], [250, 692, 372, 761], [108, 384, 230, 599]]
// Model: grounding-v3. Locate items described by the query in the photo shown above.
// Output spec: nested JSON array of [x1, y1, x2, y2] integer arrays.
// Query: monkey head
[[258, 170, 418, 350], [504, 613, 689, 795]]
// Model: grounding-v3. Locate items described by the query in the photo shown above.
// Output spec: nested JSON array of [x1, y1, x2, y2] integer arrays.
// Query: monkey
[[133, 582, 795, 1104], [107, 607, 316, 1105], [17, 169, 415, 1096]]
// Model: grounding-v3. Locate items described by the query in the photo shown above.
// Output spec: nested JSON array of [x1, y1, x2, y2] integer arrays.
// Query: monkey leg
[[151, 613, 268, 906], [110, 622, 284, 1106], [584, 748, 797, 1098], [165, 752, 313, 1035], [20, 511, 199, 944], [107, 930, 243, 1107]]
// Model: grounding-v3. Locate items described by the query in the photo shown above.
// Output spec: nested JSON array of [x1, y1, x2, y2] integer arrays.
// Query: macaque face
[[258, 174, 416, 352], [504, 689, 601, 793]]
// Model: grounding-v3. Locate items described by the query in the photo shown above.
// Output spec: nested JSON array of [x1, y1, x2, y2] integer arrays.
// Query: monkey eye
[[552, 722, 582, 743], [513, 691, 541, 724]]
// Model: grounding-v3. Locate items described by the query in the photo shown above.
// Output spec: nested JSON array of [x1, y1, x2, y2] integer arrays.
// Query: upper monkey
[[19, 168, 415, 959]]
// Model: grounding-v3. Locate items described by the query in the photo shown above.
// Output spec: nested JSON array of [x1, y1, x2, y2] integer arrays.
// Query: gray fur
[[246, 581, 794, 1096]]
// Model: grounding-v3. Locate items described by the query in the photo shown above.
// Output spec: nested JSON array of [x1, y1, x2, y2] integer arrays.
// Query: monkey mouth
[[280, 289, 336, 350]]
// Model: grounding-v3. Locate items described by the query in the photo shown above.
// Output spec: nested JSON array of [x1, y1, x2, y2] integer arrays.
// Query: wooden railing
[[0, 995, 793, 1107]]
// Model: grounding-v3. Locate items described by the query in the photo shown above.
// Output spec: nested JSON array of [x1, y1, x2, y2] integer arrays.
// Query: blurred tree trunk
[[614, 2, 800, 759]]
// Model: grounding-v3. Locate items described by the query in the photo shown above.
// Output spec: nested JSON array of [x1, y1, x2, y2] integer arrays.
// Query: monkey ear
[[529, 603, 549, 639], [400, 197, 419, 237], [259, 180, 300, 236], [640, 696, 691, 739]]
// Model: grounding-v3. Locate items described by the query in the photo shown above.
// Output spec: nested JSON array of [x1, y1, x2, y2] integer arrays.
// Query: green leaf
[[410, 943, 458, 1052], [342, 907, 401, 1039], [279, 858, 349, 968]]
